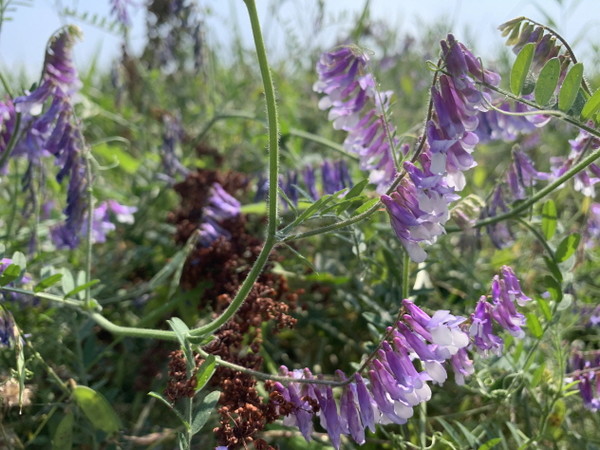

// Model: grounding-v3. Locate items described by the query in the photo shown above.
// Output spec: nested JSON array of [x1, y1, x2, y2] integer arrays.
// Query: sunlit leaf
[[541, 199, 557, 240], [510, 43, 535, 95], [191, 391, 220, 435], [534, 58, 560, 105], [72, 386, 121, 434], [195, 355, 216, 393], [558, 63, 584, 111], [34, 274, 63, 293], [52, 412, 74, 450], [555, 233, 581, 262], [526, 312, 543, 338], [581, 87, 600, 119]]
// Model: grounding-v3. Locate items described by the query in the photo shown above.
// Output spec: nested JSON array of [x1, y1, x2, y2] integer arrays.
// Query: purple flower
[[322, 160, 353, 195], [482, 185, 514, 249], [88, 200, 137, 244], [381, 155, 459, 262], [303, 166, 319, 200], [315, 47, 398, 192], [475, 101, 547, 143], [568, 351, 600, 412], [15, 26, 81, 114], [279, 171, 300, 206], [489, 271, 528, 338], [314, 47, 371, 131], [195, 182, 240, 247], [0, 309, 16, 347], [110, 0, 135, 27], [160, 114, 188, 181], [469, 297, 504, 354], [449, 348, 475, 385], [584, 203, 600, 248], [550, 127, 600, 197]]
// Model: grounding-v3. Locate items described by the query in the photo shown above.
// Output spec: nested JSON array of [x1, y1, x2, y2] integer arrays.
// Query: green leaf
[[478, 438, 502, 450], [195, 355, 216, 393], [536, 296, 552, 321], [34, 274, 63, 293], [52, 412, 74, 450], [534, 58, 560, 105], [541, 199, 557, 240], [64, 280, 100, 299], [454, 421, 478, 447], [543, 276, 563, 302], [93, 143, 140, 174], [510, 43, 535, 95], [557, 293, 573, 311], [168, 318, 195, 375], [543, 255, 562, 282], [558, 63, 584, 111], [555, 233, 581, 262], [191, 391, 220, 435], [72, 386, 121, 434], [526, 312, 543, 338], [581, 87, 600, 120], [148, 391, 188, 426], [60, 269, 75, 296], [344, 179, 369, 199], [531, 362, 546, 387], [0, 264, 22, 286], [355, 198, 380, 215], [11, 251, 26, 269]]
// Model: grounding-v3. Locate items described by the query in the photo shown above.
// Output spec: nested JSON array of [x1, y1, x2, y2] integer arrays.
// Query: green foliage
[[72, 385, 121, 434], [534, 58, 560, 105], [510, 42, 535, 95], [558, 63, 584, 111]]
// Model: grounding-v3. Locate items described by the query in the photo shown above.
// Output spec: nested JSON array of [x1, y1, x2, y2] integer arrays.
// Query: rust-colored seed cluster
[[164, 350, 203, 402], [168, 169, 301, 449]]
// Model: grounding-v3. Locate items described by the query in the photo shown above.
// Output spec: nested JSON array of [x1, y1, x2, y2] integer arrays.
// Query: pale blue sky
[[1, 0, 599, 80]]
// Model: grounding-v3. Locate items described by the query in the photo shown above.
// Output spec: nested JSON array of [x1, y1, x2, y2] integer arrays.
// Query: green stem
[[0, 286, 179, 341], [188, 0, 281, 337], [401, 251, 410, 299], [193, 111, 260, 145], [189, 235, 277, 336], [288, 127, 359, 160], [0, 112, 21, 170], [448, 141, 600, 232], [84, 154, 94, 304], [243, 0, 279, 238], [516, 218, 555, 259]]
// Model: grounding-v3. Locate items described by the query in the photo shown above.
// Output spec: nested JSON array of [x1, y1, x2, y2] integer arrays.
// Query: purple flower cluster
[[568, 351, 600, 412], [427, 34, 501, 191], [271, 299, 470, 448], [160, 114, 189, 183], [3, 26, 89, 249], [475, 101, 548, 144], [197, 182, 241, 247], [314, 47, 398, 192], [551, 127, 600, 197], [381, 35, 505, 261], [0, 309, 17, 347], [257, 159, 354, 205], [469, 266, 531, 355], [88, 200, 137, 244], [585, 203, 600, 248], [381, 154, 459, 262], [267, 267, 530, 447], [109, 0, 135, 27]]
